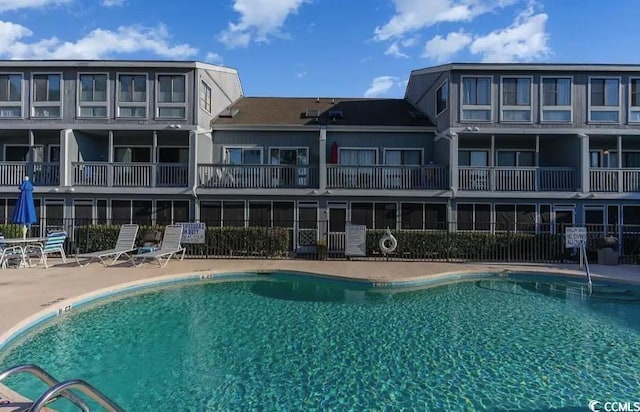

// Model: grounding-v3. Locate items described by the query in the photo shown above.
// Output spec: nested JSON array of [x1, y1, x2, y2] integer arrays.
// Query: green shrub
[[0, 224, 25, 239]]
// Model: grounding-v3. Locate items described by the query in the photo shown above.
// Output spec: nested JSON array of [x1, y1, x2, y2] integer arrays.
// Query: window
[[157, 200, 190, 225], [269, 147, 309, 187], [351, 203, 373, 229], [224, 147, 262, 164], [157, 75, 186, 118], [74, 200, 94, 225], [589, 78, 620, 122], [5, 146, 29, 161], [501, 77, 531, 122], [0, 74, 22, 117], [97, 199, 107, 224], [457, 203, 490, 231], [436, 81, 448, 115], [495, 204, 536, 232], [496, 151, 535, 167], [541, 77, 571, 122], [461, 77, 491, 121], [248, 202, 271, 227], [117, 74, 147, 118], [200, 81, 212, 113], [339, 148, 377, 165], [401, 203, 423, 230], [273, 202, 294, 228], [589, 150, 618, 168], [114, 147, 151, 163], [32, 74, 61, 118], [374, 203, 396, 230], [78, 74, 107, 118], [630, 79, 640, 122], [384, 149, 421, 165], [158, 147, 189, 164], [200, 201, 221, 227], [223, 201, 245, 227], [459, 150, 488, 166], [425, 204, 447, 230], [112, 200, 153, 225]]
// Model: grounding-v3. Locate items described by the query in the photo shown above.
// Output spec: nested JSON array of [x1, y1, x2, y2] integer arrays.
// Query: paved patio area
[[0, 258, 638, 338]]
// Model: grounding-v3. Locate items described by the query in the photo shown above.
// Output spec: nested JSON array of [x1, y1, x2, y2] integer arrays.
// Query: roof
[[411, 62, 640, 76], [0, 60, 238, 74], [212, 97, 434, 127]]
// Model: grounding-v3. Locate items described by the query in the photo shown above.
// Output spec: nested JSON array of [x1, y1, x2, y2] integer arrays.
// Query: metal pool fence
[[1, 219, 638, 265]]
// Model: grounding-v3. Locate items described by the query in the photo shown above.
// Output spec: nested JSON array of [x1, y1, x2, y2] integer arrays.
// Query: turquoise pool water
[[1, 273, 640, 411]]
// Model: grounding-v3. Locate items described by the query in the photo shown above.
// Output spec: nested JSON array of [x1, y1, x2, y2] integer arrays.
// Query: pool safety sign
[[177, 222, 206, 244], [345, 224, 367, 257], [565, 226, 587, 248]]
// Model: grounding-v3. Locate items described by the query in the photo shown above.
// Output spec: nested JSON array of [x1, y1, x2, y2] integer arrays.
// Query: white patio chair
[[132, 225, 185, 267], [75, 224, 139, 267]]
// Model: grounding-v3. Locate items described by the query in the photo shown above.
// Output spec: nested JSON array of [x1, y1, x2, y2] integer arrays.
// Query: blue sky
[[0, 0, 638, 98]]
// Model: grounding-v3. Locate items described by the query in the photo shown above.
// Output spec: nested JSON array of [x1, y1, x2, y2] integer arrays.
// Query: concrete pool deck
[[1, 258, 639, 338]]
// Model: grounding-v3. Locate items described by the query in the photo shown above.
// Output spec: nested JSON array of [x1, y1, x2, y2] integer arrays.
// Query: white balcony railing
[[590, 168, 640, 192], [198, 164, 319, 189], [327, 165, 448, 190], [72, 162, 188, 187], [0, 162, 60, 186], [459, 167, 576, 191]]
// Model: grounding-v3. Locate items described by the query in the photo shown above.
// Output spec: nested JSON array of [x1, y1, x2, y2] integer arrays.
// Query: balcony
[[459, 167, 576, 191], [0, 162, 60, 186], [327, 165, 448, 190], [590, 168, 640, 192], [72, 162, 188, 187], [198, 164, 319, 189]]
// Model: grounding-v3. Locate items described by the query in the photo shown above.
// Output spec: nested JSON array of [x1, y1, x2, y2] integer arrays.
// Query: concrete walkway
[[0, 258, 638, 338]]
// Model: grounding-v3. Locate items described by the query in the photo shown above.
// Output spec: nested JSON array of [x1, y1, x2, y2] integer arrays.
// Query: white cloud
[[364, 76, 399, 98], [219, 0, 308, 48], [374, 0, 516, 41], [0, 22, 198, 59], [204, 52, 223, 64], [0, 0, 71, 12], [423, 30, 471, 62], [102, 0, 125, 6], [469, 3, 549, 62], [384, 42, 408, 58]]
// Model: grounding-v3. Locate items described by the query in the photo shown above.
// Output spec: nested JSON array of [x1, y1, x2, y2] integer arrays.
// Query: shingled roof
[[212, 97, 434, 127]]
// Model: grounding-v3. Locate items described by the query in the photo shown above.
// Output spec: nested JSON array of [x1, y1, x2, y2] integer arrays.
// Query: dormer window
[[501, 77, 531, 122], [78, 74, 108, 118], [436, 81, 448, 116], [461, 76, 491, 121], [541, 77, 571, 122], [589, 77, 620, 122], [0, 74, 22, 118], [117, 74, 147, 118]]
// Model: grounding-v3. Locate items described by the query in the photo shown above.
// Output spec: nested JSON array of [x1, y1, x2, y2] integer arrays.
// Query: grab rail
[[580, 241, 593, 296], [0, 364, 89, 411], [30, 379, 124, 412]]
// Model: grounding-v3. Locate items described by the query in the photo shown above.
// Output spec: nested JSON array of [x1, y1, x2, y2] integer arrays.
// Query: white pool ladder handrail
[[0, 363, 123, 411], [580, 241, 593, 296]]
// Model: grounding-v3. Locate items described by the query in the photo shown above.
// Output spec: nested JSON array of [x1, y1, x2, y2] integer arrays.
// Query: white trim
[[499, 75, 533, 123], [155, 73, 188, 120], [628, 77, 640, 123], [115, 72, 149, 119], [30, 72, 63, 119], [459, 75, 493, 122], [76, 72, 109, 119], [539, 75, 573, 123], [382, 147, 423, 165], [435, 79, 448, 117], [0, 72, 25, 119], [588, 76, 622, 123], [337, 147, 378, 165]]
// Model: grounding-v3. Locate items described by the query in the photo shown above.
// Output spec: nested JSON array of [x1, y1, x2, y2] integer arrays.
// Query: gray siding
[[327, 131, 436, 164], [405, 71, 450, 131], [196, 68, 243, 130]]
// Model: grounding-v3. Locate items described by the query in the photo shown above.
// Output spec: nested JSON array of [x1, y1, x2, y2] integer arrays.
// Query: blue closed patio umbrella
[[12, 176, 37, 239]]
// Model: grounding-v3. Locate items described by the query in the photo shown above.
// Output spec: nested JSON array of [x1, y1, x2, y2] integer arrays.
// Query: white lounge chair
[[23, 231, 68, 268], [75, 224, 139, 267], [132, 225, 185, 267]]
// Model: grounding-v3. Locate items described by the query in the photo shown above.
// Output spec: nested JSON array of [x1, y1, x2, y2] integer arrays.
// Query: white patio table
[[0, 237, 46, 268]]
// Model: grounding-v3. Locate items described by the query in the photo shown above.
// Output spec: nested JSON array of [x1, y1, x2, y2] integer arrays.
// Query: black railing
[[1, 220, 638, 265]]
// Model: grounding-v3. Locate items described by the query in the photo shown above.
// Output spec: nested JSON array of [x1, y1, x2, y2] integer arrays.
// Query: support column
[[189, 130, 198, 193], [448, 132, 458, 194], [490, 134, 495, 191], [151, 131, 158, 188], [107, 131, 114, 187], [319, 127, 327, 191], [578, 133, 589, 194], [617, 135, 623, 193], [535, 134, 540, 191], [60, 129, 72, 187]]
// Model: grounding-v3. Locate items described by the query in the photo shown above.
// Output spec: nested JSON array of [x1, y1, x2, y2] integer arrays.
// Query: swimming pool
[[1, 272, 639, 411]]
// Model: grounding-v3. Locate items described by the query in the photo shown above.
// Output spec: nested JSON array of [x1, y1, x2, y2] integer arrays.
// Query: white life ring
[[379, 230, 398, 254]]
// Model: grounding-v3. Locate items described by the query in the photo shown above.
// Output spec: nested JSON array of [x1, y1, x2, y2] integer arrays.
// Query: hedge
[[0, 224, 25, 239], [74, 225, 290, 258]]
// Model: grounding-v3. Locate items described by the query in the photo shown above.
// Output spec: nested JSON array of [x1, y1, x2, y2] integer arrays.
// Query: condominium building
[[0, 60, 638, 255]]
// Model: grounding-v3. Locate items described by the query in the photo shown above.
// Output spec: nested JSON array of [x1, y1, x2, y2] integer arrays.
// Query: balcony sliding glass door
[[269, 147, 308, 187]]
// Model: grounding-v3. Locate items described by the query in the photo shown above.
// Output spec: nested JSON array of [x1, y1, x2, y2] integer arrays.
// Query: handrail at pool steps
[[580, 241, 593, 296], [0, 363, 123, 411]]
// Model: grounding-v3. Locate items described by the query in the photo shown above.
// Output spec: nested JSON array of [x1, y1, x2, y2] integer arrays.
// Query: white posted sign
[[345, 224, 367, 257], [177, 222, 206, 244], [565, 226, 587, 248]]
